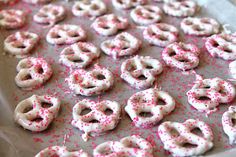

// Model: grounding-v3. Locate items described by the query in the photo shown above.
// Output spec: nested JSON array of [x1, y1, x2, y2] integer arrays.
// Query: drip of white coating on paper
[[205, 107, 218, 117], [223, 24, 232, 34], [63, 134, 69, 146], [82, 132, 89, 142]]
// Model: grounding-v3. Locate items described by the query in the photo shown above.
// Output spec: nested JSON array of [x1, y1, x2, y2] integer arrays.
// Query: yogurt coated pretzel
[[130, 5, 162, 25], [125, 88, 175, 128], [186, 75, 236, 113], [121, 55, 163, 89], [93, 135, 153, 157], [163, 0, 198, 17], [112, 0, 147, 10], [66, 65, 114, 96], [60, 42, 100, 69], [100, 32, 141, 59], [229, 60, 236, 79], [72, 0, 107, 17], [205, 33, 236, 60], [143, 23, 179, 47], [33, 4, 66, 26], [35, 146, 89, 157], [72, 99, 121, 141], [22, 0, 51, 4], [0, 9, 26, 29], [222, 106, 236, 145], [181, 17, 220, 36], [46, 24, 86, 45], [162, 42, 200, 71], [4, 31, 39, 58], [158, 119, 213, 157], [14, 95, 60, 132], [91, 14, 129, 36], [15, 57, 53, 90]]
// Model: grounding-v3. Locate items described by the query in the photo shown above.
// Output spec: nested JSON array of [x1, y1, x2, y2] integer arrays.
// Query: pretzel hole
[[181, 2, 191, 8], [103, 26, 110, 29], [197, 96, 211, 101], [17, 44, 26, 49], [202, 85, 210, 89], [223, 47, 232, 53], [182, 142, 198, 148], [52, 34, 61, 38], [72, 58, 83, 63], [178, 58, 189, 63], [169, 127, 180, 138], [159, 26, 170, 32], [194, 26, 204, 31], [157, 99, 166, 106], [31, 116, 43, 123], [80, 46, 91, 53], [231, 118, 236, 127], [145, 64, 153, 69], [37, 67, 44, 74], [22, 74, 32, 80], [41, 102, 53, 108], [23, 105, 33, 113], [184, 20, 193, 25], [80, 108, 92, 116], [159, 35, 168, 41], [138, 75, 147, 80], [98, 147, 114, 155], [104, 108, 113, 115], [139, 111, 153, 117], [87, 119, 99, 123], [49, 153, 59, 157], [85, 85, 96, 89], [218, 88, 227, 95], [125, 141, 141, 149], [76, 6, 82, 11], [127, 64, 136, 71], [212, 40, 219, 47], [169, 50, 176, 57], [191, 127, 203, 137], [201, 19, 210, 24], [91, 4, 99, 10], [52, 10, 59, 15], [96, 74, 106, 80]]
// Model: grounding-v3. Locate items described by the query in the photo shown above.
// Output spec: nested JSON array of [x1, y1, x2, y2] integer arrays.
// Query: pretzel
[[0, 9, 26, 29], [4, 31, 39, 58], [46, 24, 86, 45], [60, 42, 100, 69], [205, 33, 236, 60], [14, 95, 60, 132], [22, 0, 51, 4], [181, 17, 220, 36], [143, 23, 179, 47], [93, 135, 153, 157], [125, 88, 175, 128], [72, 0, 107, 17], [112, 0, 147, 10], [91, 14, 129, 36], [163, 0, 197, 17], [35, 146, 89, 157], [229, 60, 236, 79], [162, 42, 200, 70], [158, 119, 213, 157], [100, 32, 141, 59], [66, 65, 114, 96], [222, 106, 236, 145], [186, 75, 236, 113], [121, 55, 163, 89], [72, 99, 121, 141], [15, 57, 53, 90], [33, 4, 66, 26], [130, 5, 162, 25]]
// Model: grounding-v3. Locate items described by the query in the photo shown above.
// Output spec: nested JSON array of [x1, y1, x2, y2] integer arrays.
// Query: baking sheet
[[1, 0, 236, 156]]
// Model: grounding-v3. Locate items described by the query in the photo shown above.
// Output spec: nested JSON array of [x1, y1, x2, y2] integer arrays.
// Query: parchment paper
[[1, 0, 236, 156]]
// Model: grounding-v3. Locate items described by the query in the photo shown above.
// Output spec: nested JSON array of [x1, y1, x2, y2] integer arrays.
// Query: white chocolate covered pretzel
[[112, 0, 147, 10], [60, 42, 100, 69], [33, 4, 66, 26], [46, 24, 86, 45], [162, 42, 200, 70], [121, 55, 163, 89], [143, 23, 179, 47], [163, 0, 197, 17], [66, 65, 114, 96], [72, 99, 121, 141], [14, 95, 60, 132], [187, 75, 236, 113], [22, 0, 51, 4], [229, 60, 236, 79], [35, 146, 89, 157], [205, 33, 236, 60], [93, 135, 153, 157], [158, 119, 214, 157], [222, 106, 236, 145], [4, 31, 39, 58], [0, 9, 26, 29], [181, 17, 220, 36], [91, 14, 129, 36], [100, 32, 141, 59], [130, 5, 162, 25], [72, 0, 107, 17], [15, 57, 53, 90], [125, 88, 175, 128]]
